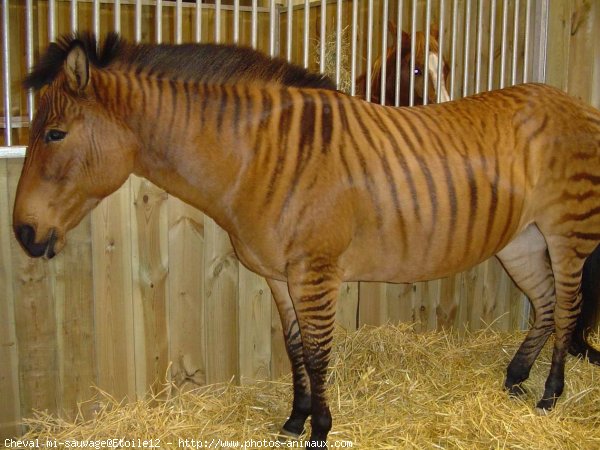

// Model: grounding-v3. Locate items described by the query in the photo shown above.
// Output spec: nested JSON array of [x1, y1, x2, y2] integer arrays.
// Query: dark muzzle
[[14, 224, 57, 259]]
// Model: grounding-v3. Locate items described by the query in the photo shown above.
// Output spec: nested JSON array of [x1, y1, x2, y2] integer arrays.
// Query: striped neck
[[93, 68, 269, 230]]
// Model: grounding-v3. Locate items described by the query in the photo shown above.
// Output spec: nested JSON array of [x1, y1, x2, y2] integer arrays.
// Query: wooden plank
[[204, 219, 239, 383], [480, 258, 507, 330], [168, 197, 207, 388], [52, 215, 96, 418], [567, 0, 595, 101], [271, 299, 290, 380], [0, 160, 21, 438], [414, 280, 440, 332], [336, 282, 359, 331], [7, 159, 58, 417], [545, 0, 571, 89], [387, 283, 416, 325], [91, 180, 136, 401], [238, 268, 271, 384], [436, 275, 461, 330], [358, 282, 388, 326], [130, 177, 170, 395]]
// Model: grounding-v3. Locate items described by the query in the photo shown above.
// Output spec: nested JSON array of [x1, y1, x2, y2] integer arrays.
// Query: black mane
[[24, 32, 336, 91]]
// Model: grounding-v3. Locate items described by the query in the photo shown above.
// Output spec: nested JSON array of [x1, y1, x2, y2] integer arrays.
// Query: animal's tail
[[569, 243, 600, 365]]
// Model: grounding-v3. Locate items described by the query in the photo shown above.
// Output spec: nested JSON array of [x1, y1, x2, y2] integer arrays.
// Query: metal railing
[[1, 0, 549, 158]]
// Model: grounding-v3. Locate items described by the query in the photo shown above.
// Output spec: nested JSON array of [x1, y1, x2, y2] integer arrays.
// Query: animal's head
[[13, 36, 139, 258], [357, 24, 450, 105]]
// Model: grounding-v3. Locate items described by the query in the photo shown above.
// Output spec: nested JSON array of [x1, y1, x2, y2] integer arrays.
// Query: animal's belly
[[338, 217, 521, 283]]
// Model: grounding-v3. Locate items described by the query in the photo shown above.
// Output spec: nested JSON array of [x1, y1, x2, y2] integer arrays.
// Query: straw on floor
[[19, 324, 600, 449]]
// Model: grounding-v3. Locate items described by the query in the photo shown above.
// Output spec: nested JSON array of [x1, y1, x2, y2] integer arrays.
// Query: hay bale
[[315, 26, 352, 94], [18, 324, 600, 448]]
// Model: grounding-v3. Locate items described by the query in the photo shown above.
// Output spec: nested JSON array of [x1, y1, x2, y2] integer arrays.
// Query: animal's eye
[[414, 68, 423, 76], [44, 129, 67, 143]]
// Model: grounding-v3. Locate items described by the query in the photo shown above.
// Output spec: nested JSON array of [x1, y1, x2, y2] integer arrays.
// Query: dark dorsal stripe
[[24, 32, 336, 92]]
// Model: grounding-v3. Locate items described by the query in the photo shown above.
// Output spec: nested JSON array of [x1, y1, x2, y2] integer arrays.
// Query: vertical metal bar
[[394, 0, 403, 106], [320, 0, 326, 73], [474, 0, 483, 93], [462, 0, 471, 97], [2, 0, 12, 146], [286, 0, 293, 61], [252, 0, 258, 49], [335, 0, 342, 87], [93, 0, 100, 36], [26, 0, 34, 123], [511, 0, 519, 86], [269, 0, 279, 57], [114, 0, 121, 32], [48, 0, 56, 41], [423, 0, 431, 105], [523, 0, 531, 82], [215, 0, 221, 43], [450, 0, 458, 100], [270, 0, 276, 56], [499, 0, 509, 88], [366, 0, 374, 101], [196, 0, 202, 43], [176, 0, 182, 44], [71, 0, 78, 32], [234, 0, 240, 44], [350, 0, 358, 95], [380, 0, 388, 105], [436, 0, 445, 103], [532, 0, 548, 83], [135, 0, 142, 42], [93, 0, 100, 38], [156, 0, 163, 43], [487, 0, 496, 91], [409, 0, 417, 106], [303, 0, 309, 67]]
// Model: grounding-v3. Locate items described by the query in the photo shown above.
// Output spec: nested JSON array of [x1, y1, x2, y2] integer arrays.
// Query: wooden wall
[[2, 0, 599, 440]]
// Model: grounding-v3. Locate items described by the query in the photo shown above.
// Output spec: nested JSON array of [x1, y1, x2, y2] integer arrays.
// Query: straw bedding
[[19, 324, 600, 449]]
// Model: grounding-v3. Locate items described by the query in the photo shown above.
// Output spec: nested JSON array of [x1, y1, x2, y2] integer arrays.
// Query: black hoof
[[281, 416, 306, 438], [505, 382, 526, 398], [536, 396, 557, 411], [278, 427, 302, 442]]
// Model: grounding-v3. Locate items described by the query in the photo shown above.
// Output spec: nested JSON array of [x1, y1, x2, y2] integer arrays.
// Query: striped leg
[[537, 240, 586, 410], [287, 259, 341, 446], [267, 278, 311, 438], [496, 225, 556, 396]]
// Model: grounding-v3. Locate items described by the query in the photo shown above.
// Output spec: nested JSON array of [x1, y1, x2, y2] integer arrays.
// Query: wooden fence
[[1, 0, 600, 440]]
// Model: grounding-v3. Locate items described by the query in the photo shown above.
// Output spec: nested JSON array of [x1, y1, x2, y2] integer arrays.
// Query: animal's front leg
[[287, 259, 341, 447], [267, 278, 312, 438]]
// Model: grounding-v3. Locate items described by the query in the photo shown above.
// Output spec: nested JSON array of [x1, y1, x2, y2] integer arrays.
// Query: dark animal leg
[[536, 237, 587, 410], [569, 244, 600, 365], [287, 259, 341, 447], [496, 225, 556, 396], [267, 278, 311, 438]]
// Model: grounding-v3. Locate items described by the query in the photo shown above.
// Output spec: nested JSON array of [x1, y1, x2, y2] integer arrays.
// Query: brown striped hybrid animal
[[14, 34, 600, 446]]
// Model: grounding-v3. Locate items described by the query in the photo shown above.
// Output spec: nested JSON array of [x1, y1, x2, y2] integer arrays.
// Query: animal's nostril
[[16, 224, 36, 248]]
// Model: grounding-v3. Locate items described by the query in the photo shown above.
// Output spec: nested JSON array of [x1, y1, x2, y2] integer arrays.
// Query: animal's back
[[330, 83, 600, 282]]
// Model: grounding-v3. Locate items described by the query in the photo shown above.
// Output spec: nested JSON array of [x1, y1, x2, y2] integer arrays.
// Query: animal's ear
[[401, 30, 411, 47], [430, 23, 440, 40], [64, 42, 89, 92], [388, 21, 398, 37]]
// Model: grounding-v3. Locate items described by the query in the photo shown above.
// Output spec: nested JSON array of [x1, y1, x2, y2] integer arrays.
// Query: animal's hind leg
[[536, 235, 589, 410], [496, 224, 556, 396], [267, 278, 311, 438]]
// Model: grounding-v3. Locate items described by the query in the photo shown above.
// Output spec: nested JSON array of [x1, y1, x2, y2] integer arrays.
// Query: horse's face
[[13, 45, 138, 258]]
